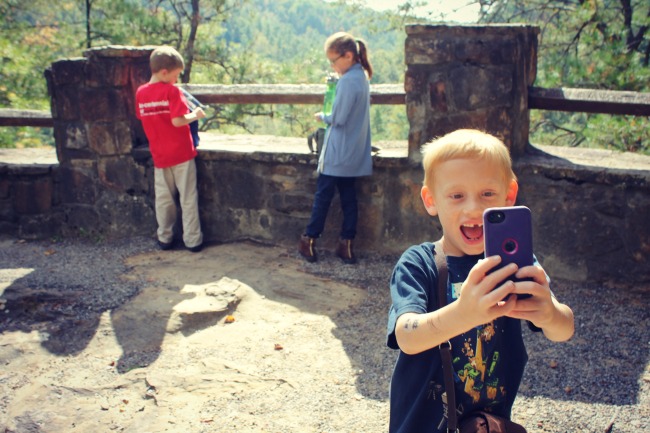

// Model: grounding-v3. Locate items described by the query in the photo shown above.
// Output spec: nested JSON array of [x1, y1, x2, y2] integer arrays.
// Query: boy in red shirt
[[136, 46, 205, 252]]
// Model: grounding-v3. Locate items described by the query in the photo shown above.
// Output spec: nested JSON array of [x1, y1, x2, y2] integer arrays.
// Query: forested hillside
[[1, 0, 648, 153]]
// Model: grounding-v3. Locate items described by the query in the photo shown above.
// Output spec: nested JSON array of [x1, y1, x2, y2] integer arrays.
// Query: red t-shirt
[[135, 82, 197, 168]]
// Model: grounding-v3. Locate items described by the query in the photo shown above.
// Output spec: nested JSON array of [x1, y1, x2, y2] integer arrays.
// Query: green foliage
[[1, 0, 647, 152], [212, 0, 409, 139], [0, 127, 54, 148], [0, 0, 78, 147], [482, 0, 650, 154]]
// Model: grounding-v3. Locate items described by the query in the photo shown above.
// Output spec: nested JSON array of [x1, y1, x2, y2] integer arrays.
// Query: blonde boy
[[136, 46, 205, 252], [386, 129, 574, 432]]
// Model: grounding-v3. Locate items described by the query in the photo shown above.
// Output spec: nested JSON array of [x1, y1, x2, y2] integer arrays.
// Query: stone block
[[96, 191, 155, 236], [486, 109, 513, 148], [53, 122, 88, 151], [221, 168, 263, 208], [51, 86, 81, 121], [405, 36, 454, 65], [85, 58, 131, 88], [18, 212, 61, 240], [59, 163, 97, 205], [404, 67, 437, 94], [0, 220, 17, 236], [88, 121, 133, 156], [79, 88, 128, 122], [50, 58, 85, 85], [13, 178, 53, 214], [97, 156, 147, 193], [426, 111, 489, 142], [270, 191, 313, 214], [60, 204, 100, 237], [449, 65, 513, 111], [454, 37, 516, 64], [0, 197, 15, 220], [0, 179, 10, 199], [429, 80, 448, 113], [130, 58, 152, 91]]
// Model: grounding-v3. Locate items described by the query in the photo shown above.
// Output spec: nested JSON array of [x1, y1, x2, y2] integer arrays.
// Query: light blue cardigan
[[319, 63, 372, 177]]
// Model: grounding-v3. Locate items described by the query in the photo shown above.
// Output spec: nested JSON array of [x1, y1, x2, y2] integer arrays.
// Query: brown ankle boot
[[298, 234, 317, 262], [336, 238, 356, 264]]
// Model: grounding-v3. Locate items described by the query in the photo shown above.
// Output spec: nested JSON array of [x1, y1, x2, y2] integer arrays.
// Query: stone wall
[[1, 32, 649, 285], [0, 159, 60, 239], [3, 140, 648, 284]]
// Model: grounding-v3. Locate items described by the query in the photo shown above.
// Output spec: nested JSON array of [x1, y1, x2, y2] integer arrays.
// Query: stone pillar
[[44, 46, 156, 237], [404, 24, 539, 160]]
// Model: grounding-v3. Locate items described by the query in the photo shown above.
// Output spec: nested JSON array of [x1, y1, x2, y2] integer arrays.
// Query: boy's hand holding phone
[[506, 264, 559, 327], [483, 206, 534, 300], [454, 255, 520, 327]]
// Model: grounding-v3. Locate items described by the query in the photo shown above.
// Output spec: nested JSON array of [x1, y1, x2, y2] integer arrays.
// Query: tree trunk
[[183, 0, 201, 83]]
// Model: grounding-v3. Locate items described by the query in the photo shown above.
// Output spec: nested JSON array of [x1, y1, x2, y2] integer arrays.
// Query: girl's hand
[[314, 112, 324, 121]]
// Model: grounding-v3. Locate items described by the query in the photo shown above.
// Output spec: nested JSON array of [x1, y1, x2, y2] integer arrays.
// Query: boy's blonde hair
[[421, 129, 516, 188], [150, 46, 185, 73]]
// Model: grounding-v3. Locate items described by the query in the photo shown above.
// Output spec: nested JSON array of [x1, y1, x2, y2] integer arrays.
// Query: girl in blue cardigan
[[299, 32, 374, 265]]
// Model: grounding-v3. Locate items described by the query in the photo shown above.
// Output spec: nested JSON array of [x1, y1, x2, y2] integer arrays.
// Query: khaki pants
[[154, 159, 203, 248]]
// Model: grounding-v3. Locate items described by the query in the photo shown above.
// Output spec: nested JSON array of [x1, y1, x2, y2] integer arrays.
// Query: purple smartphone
[[483, 206, 533, 299]]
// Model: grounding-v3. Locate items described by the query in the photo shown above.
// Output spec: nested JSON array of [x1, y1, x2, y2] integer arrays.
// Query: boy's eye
[[450, 193, 463, 200], [483, 191, 497, 197]]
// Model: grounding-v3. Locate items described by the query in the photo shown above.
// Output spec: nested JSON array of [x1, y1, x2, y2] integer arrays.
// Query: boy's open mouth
[[461, 223, 483, 241]]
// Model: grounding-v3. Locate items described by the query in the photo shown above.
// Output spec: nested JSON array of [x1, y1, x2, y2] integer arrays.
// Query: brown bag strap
[[433, 240, 458, 433], [434, 241, 528, 433]]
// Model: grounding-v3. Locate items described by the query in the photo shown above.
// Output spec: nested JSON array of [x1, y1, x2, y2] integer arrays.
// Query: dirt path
[[1, 241, 392, 433], [1, 238, 648, 433]]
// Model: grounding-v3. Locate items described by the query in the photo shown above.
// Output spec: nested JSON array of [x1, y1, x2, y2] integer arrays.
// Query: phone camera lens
[[503, 239, 517, 253], [487, 211, 505, 224]]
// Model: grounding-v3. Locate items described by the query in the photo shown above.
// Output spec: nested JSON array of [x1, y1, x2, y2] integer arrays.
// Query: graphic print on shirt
[[453, 321, 506, 407], [138, 99, 170, 117], [447, 275, 507, 410]]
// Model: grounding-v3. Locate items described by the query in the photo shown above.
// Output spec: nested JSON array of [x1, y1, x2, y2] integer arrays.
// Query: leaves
[[482, 0, 650, 154], [3, 0, 646, 151]]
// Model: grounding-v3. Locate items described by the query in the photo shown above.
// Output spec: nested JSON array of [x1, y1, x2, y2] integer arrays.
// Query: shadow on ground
[[1, 238, 648, 408]]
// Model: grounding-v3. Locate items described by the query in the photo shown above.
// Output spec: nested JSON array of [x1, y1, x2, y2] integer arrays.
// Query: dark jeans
[[305, 174, 357, 240]]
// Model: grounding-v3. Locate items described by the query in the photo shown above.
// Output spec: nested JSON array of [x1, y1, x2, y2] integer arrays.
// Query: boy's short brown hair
[[421, 129, 516, 189], [150, 46, 185, 73]]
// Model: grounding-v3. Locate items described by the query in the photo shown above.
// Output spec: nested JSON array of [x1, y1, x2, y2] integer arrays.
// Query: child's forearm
[[395, 303, 475, 355], [539, 300, 574, 342], [171, 108, 205, 127], [171, 113, 199, 127]]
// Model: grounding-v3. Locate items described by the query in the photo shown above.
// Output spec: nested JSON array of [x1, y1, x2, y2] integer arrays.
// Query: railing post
[[43, 46, 156, 237], [404, 24, 540, 160]]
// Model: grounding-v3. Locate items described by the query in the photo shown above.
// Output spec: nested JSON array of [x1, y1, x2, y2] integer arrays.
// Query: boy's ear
[[505, 179, 519, 206], [421, 185, 438, 216]]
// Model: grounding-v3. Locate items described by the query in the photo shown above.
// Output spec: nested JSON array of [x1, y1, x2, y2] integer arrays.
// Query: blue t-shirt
[[386, 242, 528, 433]]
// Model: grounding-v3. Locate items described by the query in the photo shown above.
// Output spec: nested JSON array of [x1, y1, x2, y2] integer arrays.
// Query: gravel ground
[[1, 235, 648, 432]]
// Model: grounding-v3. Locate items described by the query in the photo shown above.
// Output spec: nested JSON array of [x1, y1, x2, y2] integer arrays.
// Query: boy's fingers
[[482, 261, 518, 289], [516, 265, 547, 283], [488, 280, 517, 305], [465, 257, 498, 289]]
